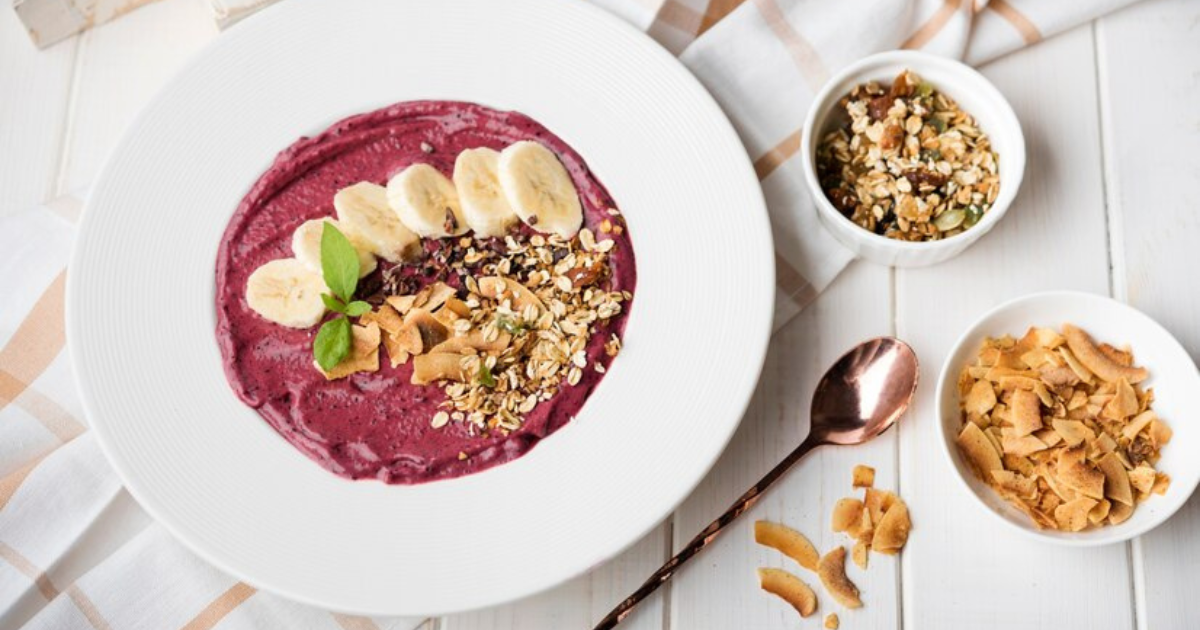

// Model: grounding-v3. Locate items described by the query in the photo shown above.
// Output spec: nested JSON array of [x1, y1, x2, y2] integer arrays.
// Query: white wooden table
[[3, 0, 1198, 627]]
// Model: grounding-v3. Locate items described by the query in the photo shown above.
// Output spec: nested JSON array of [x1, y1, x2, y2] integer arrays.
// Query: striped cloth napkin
[[1, 1, 1138, 628]]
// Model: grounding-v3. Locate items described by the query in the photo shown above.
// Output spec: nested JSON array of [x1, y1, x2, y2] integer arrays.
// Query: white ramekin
[[800, 50, 1025, 267]]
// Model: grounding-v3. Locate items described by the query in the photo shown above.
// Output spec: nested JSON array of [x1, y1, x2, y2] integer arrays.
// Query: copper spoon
[[594, 337, 919, 629]]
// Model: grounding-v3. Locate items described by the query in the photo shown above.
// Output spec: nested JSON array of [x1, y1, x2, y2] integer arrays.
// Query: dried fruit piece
[[754, 521, 820, 572], [757, 568, 818, 618], [817, 547, 862, 609]]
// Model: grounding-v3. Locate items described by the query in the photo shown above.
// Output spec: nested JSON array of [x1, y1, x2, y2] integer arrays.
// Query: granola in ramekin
[[816, 69, 1000, 242]]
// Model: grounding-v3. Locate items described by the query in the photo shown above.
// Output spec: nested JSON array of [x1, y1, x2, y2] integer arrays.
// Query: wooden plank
[[1094, 1, 1200, 628], [896, 25, 1135, 629], [669, 260, 897, 629], [0, 6, 76, 215], [441, 524, 666, 629], [59, 0, 217, 193]]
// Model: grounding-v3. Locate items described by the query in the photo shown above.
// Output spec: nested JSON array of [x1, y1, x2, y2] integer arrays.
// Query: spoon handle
[[593, 436, 823, 629]]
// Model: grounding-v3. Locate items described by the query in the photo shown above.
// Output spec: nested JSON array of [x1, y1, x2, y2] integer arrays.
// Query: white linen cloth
[[1, 0, 1139, 627]]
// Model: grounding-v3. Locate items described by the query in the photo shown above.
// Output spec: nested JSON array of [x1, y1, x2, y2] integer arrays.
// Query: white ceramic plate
[[936, 292, 1200, 546], [67, 0, 773, 617]]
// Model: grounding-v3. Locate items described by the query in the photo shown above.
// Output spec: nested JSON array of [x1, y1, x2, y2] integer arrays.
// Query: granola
[[361, 228, 628, 436], [816, 69, 1000, 241]]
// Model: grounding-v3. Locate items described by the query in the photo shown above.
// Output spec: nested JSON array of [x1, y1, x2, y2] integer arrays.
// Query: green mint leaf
[[321, 222, 360, 303], [321, 293, 347, 314], [314, 316, 352, 371], [344, 301, 372, 317], [477, 361, 496, 388]]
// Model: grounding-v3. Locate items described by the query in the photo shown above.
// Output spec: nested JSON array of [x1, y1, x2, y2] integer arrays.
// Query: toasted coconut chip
[[1009, 389, 1043, 437], [430, 329, 512, 354], [998, 375, 1042, 393], [851, 540, 869, 570], [1098, 343, 1133, 366], [816, 547, 862, 609], [1057, 347, 1095, 384], [1096, 452, 1133, 506], [872, 500, 911, 554], [381, 332, 410, 368], [864, 488, 897, 527], [852, 465, 876, 489], [1107, 499, 1134, 525], [754, 521, 820, 572], [825, 613, 840, 629], [478, 276, 546, 313], [1128, 464, 1157, 495], [1152, 473, 1170, 496], [1057, 446, 1105, 501], [1148, 419, 1172, 448], [1062, 324, 1148, 384], [360, 303, 405, 336], [1122, 410, 1157, 441], [1051, 419, 1093, 447], [1101, 378, 1138, 421], [318, 323, 381, 380], [1090, 432, 1117, 457], [757, 568, 819, 618], [412, 282, 457, 312], [854, 506, 874, 543], [1035, 428, 1063, 449], [831, 498, 864, 533], [1054, 497, 1098, 532], [395, 308, 450, 355], [965, 380, 997, 416], [411, 352, 468, 385], [992, 470, 1038, 500], [1003, 453, 1036, 476], [958, 422, 1003, 475], [1001, 432, 1048, 457], [386, 294, 416, 314], [1040, 365, 1080, 388]]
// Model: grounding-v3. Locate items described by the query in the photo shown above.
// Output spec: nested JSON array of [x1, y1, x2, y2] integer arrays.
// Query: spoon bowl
[[812, 337, 920, 445], [596, 337, 919, 628]]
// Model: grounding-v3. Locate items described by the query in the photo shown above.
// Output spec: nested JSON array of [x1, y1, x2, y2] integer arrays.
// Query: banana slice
[[497, 141, 583, 238], [334, 182, 421, 263], [454, 148, 519, 237], [245, 258, 328, 328], [291, 218, 377, 278], [387, 164, 469, 238]]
